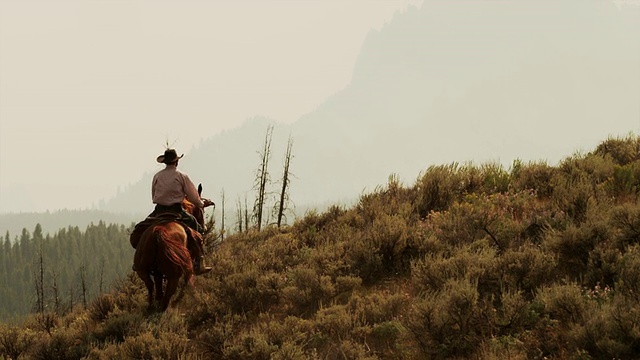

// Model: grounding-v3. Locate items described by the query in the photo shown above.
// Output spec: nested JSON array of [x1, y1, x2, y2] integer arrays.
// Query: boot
[[193, 256, 212, 275]]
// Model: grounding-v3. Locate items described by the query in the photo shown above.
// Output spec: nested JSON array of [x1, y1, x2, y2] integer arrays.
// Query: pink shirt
[[152, 165, 204, 208]]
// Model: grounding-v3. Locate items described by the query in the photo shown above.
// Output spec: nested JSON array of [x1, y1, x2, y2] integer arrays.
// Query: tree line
[[0, 221, 134, 322]]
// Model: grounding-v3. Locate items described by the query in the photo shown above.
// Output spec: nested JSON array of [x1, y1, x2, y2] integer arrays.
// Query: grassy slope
[[2, 135, 640, 360]]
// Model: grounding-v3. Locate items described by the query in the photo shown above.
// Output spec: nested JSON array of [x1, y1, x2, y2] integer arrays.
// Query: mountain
[[102, 0, 640, 216]]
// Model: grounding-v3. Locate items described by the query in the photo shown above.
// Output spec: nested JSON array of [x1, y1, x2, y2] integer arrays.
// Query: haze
[[1, 0, 639, 214], [0, 0, 422, 213]]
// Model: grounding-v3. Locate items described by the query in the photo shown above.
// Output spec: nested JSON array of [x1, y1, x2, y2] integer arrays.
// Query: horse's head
[[182, 183, 205, 227]]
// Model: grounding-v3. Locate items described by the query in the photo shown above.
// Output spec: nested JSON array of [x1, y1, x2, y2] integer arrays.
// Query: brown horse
[[132, 183, 213, 311], [133, 220, 194, 311]]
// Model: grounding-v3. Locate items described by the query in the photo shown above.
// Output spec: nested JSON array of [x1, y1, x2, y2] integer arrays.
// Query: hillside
[[101, 0, 640, 216], [2, 135, 640, 359]]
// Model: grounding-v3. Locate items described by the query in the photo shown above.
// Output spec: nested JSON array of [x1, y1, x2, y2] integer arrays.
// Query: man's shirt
[[152, 165, 204, 207]]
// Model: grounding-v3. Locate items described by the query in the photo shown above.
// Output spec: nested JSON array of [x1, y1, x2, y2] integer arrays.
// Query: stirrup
[[193, 257, 212, 275]]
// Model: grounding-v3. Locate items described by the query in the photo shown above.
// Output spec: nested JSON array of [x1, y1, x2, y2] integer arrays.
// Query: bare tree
[[236, 197, 244, 233], [68, 284, 74, 311], [79, 265, 87, 309], [253, 125, 273, 231], [33, 240, 45, 313], [244, 195, 250, 232], [274, 136, 294, 228], [51, 270, 60, 314], [220, 189, 226, 241], [98, 258, 105, 295]]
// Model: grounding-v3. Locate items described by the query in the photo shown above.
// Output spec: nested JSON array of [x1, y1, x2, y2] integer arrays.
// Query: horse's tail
[[153, 225, 194, 281]]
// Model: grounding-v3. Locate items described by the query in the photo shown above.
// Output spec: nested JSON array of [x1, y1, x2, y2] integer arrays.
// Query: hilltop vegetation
[[2, 135, 640, 359]]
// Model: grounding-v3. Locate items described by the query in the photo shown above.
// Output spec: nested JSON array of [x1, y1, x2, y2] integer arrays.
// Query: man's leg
[[180, 209, 211, 275], [184, 228, 212, 275]]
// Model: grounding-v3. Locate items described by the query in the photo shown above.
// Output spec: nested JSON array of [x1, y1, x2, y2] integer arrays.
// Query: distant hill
[[102, 0, 639, 216]]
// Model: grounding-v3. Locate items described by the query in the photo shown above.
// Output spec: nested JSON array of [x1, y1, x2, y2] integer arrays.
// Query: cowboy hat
[[156, 149, 184, 164]]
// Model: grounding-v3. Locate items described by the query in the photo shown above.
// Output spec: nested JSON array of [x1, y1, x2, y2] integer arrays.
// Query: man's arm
[[182, 173, 205, 208]]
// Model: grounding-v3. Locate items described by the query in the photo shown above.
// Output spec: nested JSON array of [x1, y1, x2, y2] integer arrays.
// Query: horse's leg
[[172, 273, 193, 306], [137, 271, 154, 309], [154, 274, 164, 303], [160, 277, 179, 311]]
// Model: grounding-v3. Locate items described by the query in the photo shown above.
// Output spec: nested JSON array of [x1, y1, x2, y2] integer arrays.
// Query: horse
[[133, 187, 208, 312], [133, 219, 194, 311]]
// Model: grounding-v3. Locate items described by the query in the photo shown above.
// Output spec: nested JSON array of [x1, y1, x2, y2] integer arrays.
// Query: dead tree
[[236, 197, 244, 233], [274, 136, 294, 227], [99, 258, 105, 295], [244, 196, 250, 232], [68, 284, 74, 311], [80, 265, 88, 309], [252, 125, 273, 231], [220, 189, 226, 241], [51, 270, 60, 314], [33, 241, 45, 313]]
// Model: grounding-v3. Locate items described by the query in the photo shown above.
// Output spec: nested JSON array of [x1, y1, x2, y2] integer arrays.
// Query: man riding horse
[[130, 148, 214, 275]]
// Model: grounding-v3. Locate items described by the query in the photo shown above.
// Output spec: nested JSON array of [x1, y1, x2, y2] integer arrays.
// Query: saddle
[[129, 212, 202, 251]]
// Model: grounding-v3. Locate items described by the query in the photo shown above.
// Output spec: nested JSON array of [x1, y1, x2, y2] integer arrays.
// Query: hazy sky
[[0, 0, 422, 213]]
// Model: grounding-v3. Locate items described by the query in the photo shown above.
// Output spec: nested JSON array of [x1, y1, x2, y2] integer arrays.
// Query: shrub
[[407, 278, 490, 359], [414, 163, 477, 217], [423, 191, 547, 251], [260, 233, 303, 272], [510, 160, 555, 198], [551, 153, 614, 224], [193, 313, 248, 358], [30, 327, 89, 360], [497, 245, 557, 296], [329, 340, 378, 360], [611, 203, 640, 247], [576, 292, 640, 358], [282, 267, 335, 316], [607, 162, 640, 199], [368, 213, 413, 274], [223, 332, 278, 360], [616, 245, 640, 295], [89, 294, 117, 322], [270, 341, 307, 360], [593, 135, 640, 166], [477, 335, 529, 360], [347, 292, 408, 325], [314, 304, 354, 340], [23, 312, 59, 336], [121, 332, 156, 360], [495, 289, 539, 334], [535, 283, 589, 326], [93, 310, 143, 343], [119, 311, 189, 360], [0, 324, 34, 360], [544, 224, 600, 279], [480, 162, 511, 193], [411, 243, 496, 295], [217, 266, 284, 315]]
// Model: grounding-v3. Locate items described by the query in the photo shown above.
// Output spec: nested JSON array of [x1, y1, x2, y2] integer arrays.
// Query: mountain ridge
[[4, 0, 636, 230], [102, 0, 639, 216]]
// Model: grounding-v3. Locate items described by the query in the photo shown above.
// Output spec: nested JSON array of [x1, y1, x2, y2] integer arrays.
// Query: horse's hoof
[[194, 267, 212, 275]]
